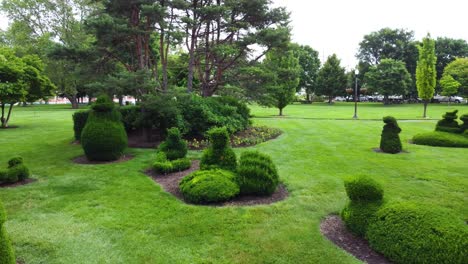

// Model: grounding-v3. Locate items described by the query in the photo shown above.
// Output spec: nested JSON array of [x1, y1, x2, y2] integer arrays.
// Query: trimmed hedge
[[72, 111, 89, 141], [179, 169, 240, 204], [153, 152, 191, 174], [436, 110, 460, 133], [81, 95, 128, 161], [157, 127, 188, 160], [380, 116, 402, 154], [344, 176, 383, 202], [200, 127, 237, 171], [0, 201, 15, 264], [413, 131, 468, 148], [367, 202, 468, 264], [237, 151, 279, 195]]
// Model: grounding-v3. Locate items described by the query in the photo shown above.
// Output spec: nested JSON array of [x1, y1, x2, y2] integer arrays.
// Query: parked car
[[334, 96, 347, 102], [432, 95, 466, 103]]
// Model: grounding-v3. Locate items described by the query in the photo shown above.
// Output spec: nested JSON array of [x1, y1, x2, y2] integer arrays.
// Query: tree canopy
[[416, 35, 437, 117], [316, 54, 347, 103]]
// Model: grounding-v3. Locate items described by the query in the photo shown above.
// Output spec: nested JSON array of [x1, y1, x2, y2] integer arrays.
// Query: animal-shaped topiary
[[436, 110, 461, 134], [157, 127, 188, 160], [380, 116, 402, 154], [81, 95, 128, 161], [200, 127, 237, 171], [0, 200, 15, 264]]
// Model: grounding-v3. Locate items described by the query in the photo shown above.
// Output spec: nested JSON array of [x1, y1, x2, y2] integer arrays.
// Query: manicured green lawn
[[0, 102, 467, 263]]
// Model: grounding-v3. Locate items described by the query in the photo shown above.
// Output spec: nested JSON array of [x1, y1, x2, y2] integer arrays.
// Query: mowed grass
[[0, 103, 467, 264]]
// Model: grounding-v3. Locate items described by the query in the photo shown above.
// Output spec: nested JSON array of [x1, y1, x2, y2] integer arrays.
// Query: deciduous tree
[[416, 35, 437, 117]]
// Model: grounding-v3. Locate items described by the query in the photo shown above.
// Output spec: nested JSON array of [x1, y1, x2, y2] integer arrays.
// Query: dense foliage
[[237, 151, 279, 196], [367, 202, 468, 264], [380, 116, 402, 153], [179, 169, 240, 204], [157, 128, 188, 161], [316, 54, 347, 104], [0, 200, 15, 264], [0, 156, 30, 184], [416, 35, 437, 117], [412, 131, 468, 148], [72, 111, 89, 141], [200, 127, 237, 171], [341, 176, 384, 237], [152, 152, 191, 175], [81, 96, 127, 161], [436, 110, 461, 133]]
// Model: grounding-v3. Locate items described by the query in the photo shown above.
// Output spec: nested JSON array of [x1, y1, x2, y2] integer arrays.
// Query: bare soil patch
[[320, 215, 391, 264], [0, 178, 36, 188], [372, 148, 408, 154], [145, 160, 288, 206], [72, 154, 134, 165]]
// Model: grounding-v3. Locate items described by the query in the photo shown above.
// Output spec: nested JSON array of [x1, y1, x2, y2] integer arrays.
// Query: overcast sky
[[1, 0, 467, 69], [273, 0, 468, 69]]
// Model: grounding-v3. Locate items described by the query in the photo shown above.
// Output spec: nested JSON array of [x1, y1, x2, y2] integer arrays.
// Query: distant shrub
[[436, 110, 460, 133], [81, 95, 128, 161], [344, 176, 383, 202], [72, 111, 89, 141], [413, 131, 468, 148], [7, 157, 23, 168], [367, 202, 468, 264], [460, 114, 468, 132], [237, 151, 279, 195], [0, 200, 15, 264], [179, 169, 239, 204], [138, 94, 186, 136], [380, 116, 402, 153], [157, 127, 188, 160], [341, 176, 384, 237], [200, 127, 237, 171]]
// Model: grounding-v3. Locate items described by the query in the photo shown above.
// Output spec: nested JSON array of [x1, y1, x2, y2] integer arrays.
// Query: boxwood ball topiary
[[367, 202, 468, 264], [157, 127, 188, 160], [179, 169, 239, 204], [81, 95, 128, 161], [0, 201, 15, 264], [380, 116, 402, 154], [200, 127, 237, 171], [436, 110, 461, 134], [237, 151, 279, 196], [344, 176, 383, 202]]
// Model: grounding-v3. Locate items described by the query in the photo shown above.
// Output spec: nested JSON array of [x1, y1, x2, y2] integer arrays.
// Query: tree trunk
[[279, 108, 283, 116], [384, 95, 389, 105], [119, 96, 124, 106], [423, 100, 428, 118], [1, 103, 14, 128], [328, 95, 333, 104], [1, 103, 6, 128]]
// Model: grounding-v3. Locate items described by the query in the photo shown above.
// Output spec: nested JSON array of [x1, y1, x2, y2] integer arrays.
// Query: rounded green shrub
[[157, 127, 188, 160], [0, 170, 7, 183], [152, 152, 191, 174], [200, 127, 237, 171], [81, 95, 128, 161], [341, 201, 382, 237], [380, 116, 402, 154], [72, 110, 89, 141], [7, 164, 30, 181], [7, 157, 23, 168], [237, 151, 279, 196], [344, 176, 383, 202], [367, 202, 468, 264], [0, 201, 15, 264], [413, 131, 468, 148], [436, 110, 461, 133], [179, 169, 239, 204]]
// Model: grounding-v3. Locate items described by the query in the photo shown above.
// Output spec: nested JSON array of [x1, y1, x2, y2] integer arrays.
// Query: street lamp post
[[353, 68, 359, 119]]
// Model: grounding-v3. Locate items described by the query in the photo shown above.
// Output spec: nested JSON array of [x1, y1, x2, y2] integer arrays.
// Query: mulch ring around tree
[[320, 215, 391, 264], [72, 154, 135, 165], [0, 178, 36, 188], [372, 148, 409, 154], [144, 160, 289, 206]]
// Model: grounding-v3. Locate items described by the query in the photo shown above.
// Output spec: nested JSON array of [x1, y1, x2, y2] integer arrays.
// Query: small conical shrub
[[81, 95, 128, 161], [436, 110, 461, 133], [0, 200, 15, 264], [157, 127, 188, 160], [380, 116, 402, 154], [200, 127, 237, 171]]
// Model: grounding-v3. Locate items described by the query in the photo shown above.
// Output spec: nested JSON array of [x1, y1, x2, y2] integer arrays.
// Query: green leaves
[[416, 35, 437, 100]]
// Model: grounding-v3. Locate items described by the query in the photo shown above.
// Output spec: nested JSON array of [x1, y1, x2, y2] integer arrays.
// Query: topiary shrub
[[436, 110, 461, 133], [460, 114, 468, 133], [341, 176, 384, 237], [0, 200, 15, 264], [0, 157, 30, 184], [179, 169, 239, 204], [413, 131, 468, 148], [367, 202, 468, 264], [380, 116, 402, 154], [72, 110, 89, 141], [7, 157, 23, 168], [152, 152, 191, 174], [157, 127, 188, 160], [200, 127, 237, 171], [81, 95, 128, 161], [237, 151, 279, 195], [171, 158, 191, 171]]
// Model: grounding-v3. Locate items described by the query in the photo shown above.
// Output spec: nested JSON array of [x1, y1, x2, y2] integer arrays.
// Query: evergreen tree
[[316, 54, 347, 104], [416, 35, 437, 118]]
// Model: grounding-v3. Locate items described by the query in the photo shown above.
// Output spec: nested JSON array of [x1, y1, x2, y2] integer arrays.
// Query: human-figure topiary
[[435, 110, 461, 134], [380, 116, 402, 154], [157, 127, 188, 160], [341, 176, 384, 237], [200, 127, 237, 171], [81, 95, 128, 161], [237, 151, 279, 196], [0, 200, 15, 264]]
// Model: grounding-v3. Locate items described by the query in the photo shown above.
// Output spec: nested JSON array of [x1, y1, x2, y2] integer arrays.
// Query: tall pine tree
[[416, 34, 437, 118]]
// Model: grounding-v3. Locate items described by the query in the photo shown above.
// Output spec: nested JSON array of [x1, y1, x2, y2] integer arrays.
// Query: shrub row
[[0, 157, 30, 184], [0, 200, 15, 264], [413, 131, 468, 148], [435, 110, 468, 134]]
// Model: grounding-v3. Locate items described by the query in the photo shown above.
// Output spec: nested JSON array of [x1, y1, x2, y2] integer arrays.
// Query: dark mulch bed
[[72, 154, 134, 165], [320, 215, 391, 264], [372, 148, 408, 154], [145, 160, 288, 206], [0, 178, 36, 188], [0, 125, 19, 129]]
